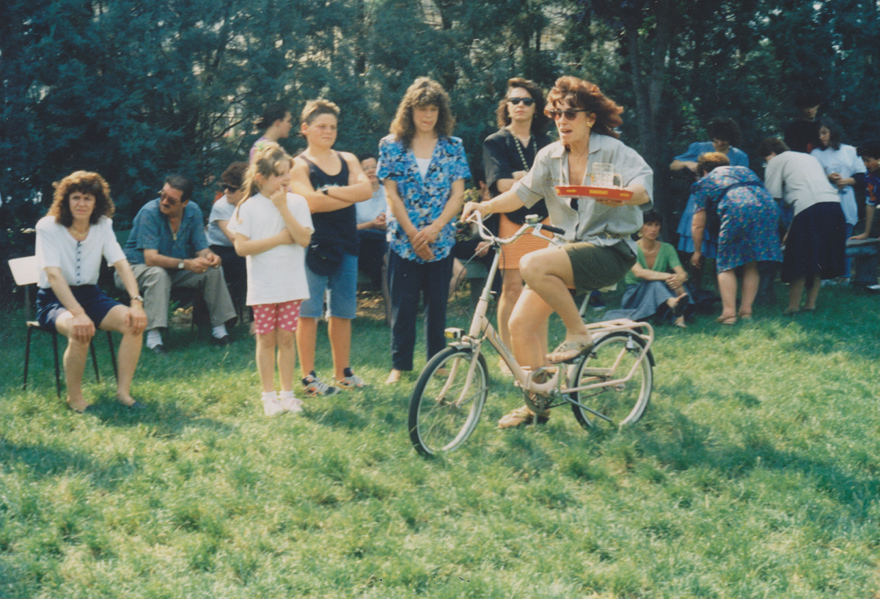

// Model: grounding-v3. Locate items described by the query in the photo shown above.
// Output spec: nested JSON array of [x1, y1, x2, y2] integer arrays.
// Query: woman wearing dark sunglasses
[[481, 78, 553, 368], [206, 162, 249, 311], [463, 75, 653, 428]]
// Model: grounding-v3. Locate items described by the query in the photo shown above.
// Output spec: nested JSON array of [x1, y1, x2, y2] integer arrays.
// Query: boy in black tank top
[[289, 99, 373, 396]]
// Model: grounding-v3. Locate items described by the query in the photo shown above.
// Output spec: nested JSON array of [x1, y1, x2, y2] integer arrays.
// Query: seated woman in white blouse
[[35, 171, 148, 413]]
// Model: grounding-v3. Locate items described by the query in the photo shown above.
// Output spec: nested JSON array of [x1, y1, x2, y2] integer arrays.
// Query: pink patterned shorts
[[252, 300, 302, 335]]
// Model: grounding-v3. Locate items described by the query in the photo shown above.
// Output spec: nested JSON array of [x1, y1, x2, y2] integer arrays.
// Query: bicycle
[[407, 213, 655, 456]]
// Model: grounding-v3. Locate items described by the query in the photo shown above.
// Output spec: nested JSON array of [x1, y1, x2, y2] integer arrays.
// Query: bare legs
[[739, 262, 759, 317], [717, 261, 760, 322], [515, 247, 589, 363], [786, 273, 822, 313], [296, 316, 318, 377], [509, 289, 555, 370], [327, 317, 351, 381], [296, 315, 351, 381], [257, 329, 296, 393], [55, 304, 143, 411], [499, 270, 548, 357]]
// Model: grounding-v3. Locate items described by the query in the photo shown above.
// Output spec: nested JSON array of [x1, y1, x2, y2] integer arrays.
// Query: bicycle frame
[[447, 215, 654, 405]]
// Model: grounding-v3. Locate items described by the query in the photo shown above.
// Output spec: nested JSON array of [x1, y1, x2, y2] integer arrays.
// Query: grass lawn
[[1, 284, 879, 598]]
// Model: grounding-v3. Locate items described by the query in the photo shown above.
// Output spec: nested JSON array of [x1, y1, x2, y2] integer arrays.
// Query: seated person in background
[[118, 174, 237, 354], [604, 210, 691, 328], [356, 154, 388, 291], [207, 162, 248, 311], [850, 139, 880, 242], [36, 171, 147, 412]]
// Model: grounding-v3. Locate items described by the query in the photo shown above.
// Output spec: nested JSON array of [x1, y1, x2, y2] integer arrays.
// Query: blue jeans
[[389, 252, 453, 371]]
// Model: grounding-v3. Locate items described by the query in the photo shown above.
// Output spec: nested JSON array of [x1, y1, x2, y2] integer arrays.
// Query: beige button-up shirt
[[514, 133, 653, 255]]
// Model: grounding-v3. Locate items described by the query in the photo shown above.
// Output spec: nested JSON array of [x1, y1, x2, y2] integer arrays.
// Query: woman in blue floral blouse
[[377, 77, 471, 384]]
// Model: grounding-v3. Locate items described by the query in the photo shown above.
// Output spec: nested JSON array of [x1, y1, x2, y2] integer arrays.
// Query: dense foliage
[[2, 0, 879, 289]]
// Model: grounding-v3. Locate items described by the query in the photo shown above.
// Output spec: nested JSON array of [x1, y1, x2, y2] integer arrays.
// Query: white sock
[[261, 391, 278, 402], [212, 324, 228, 339], [146, 330, 163, 348]]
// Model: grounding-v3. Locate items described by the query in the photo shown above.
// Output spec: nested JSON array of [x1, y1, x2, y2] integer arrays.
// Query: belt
[[593, 231, 629, 240]]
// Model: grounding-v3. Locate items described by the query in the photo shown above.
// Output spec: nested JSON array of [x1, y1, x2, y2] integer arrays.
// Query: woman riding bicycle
[[462, 75, 653, 428]]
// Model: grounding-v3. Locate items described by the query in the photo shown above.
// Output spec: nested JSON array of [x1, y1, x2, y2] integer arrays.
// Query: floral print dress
[[691, 166, 782, 272]]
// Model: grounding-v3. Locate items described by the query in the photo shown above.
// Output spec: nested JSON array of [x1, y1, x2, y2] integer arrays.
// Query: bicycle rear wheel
[[567, 332, 653, 430], [408, 346, 489, 456]]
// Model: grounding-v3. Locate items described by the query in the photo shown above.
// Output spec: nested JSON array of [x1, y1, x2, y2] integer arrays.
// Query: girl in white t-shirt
[[229, 144, 314, 416]]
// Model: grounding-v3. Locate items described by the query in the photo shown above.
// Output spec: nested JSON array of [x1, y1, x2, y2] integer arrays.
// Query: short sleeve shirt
[[36, 215, 125, 288], [764, 152, 840, 216], [228, 193, 313, 305], [123, 198, 209, 265], [514, 133, 653, 253], [206, 198, 237, 247], [377, 135, 471, 263], [674, 142, 749, 167], [356, 186, 387, 225], [866, 171, 880, 207]]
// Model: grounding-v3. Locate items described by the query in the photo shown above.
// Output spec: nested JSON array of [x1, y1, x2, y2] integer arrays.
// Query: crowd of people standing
[[31, 81, 880, 423]]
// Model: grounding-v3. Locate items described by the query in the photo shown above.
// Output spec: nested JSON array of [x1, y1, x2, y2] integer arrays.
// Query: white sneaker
[[279, 393, 303, 413], [262, 393, 285, 416]]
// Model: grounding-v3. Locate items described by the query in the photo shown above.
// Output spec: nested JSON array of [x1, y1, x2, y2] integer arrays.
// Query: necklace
[[69, 226, 89, 240], [511, 133, 533, 171]]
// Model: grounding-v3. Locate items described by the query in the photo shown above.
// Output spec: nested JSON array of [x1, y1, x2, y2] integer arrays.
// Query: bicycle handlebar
[[462, 212, 569, 247]]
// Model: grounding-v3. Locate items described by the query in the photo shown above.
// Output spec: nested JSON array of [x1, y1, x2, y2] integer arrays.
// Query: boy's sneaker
[[302, 374, 339, 397], [279, 392, 303, 413], [335, 372, 366, 390], [261, 393, 285, 417]]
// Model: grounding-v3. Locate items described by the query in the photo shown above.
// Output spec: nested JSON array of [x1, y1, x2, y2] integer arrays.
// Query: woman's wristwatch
[[131, 294, 144, 304]]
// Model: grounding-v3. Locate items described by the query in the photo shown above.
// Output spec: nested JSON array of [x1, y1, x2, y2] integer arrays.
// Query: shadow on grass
[[632, 408, 880, 518]]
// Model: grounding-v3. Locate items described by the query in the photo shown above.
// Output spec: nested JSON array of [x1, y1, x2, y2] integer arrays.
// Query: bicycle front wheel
[[408, 347, 489, 456], [567, 332, 653, 430]]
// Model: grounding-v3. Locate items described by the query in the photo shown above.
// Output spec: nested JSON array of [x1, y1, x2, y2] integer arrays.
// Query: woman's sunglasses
[[507, 97, 535, 106], [223, 185, 239, 192], [544, 109, 588, 121]]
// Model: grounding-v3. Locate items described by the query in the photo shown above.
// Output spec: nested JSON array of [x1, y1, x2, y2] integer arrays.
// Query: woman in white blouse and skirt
[[35, 171, 147, 412]]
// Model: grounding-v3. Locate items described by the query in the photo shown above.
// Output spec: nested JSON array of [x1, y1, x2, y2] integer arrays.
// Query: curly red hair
[[545, 76, 623, 139]]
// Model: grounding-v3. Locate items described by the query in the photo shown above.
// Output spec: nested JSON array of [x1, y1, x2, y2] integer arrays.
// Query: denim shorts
[[36, 285, 120, 332], [300, 252, 358, 319]]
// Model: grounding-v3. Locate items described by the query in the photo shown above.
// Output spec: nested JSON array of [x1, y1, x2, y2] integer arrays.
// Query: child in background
[[230, 144, 314, 416]]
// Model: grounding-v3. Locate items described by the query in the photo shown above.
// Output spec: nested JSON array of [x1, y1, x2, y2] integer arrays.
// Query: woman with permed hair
[[378, 77, 471, 385], [463, 75, 653, 428], [481, 78, 554, 368], [35, 171, 148, 412]]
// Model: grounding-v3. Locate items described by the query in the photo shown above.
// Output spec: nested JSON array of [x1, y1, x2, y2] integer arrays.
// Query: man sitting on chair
[[117, 174, 237, 355]]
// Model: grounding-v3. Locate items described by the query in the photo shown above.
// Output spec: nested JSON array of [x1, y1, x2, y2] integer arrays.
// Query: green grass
[[2, 284, 880, 598]]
